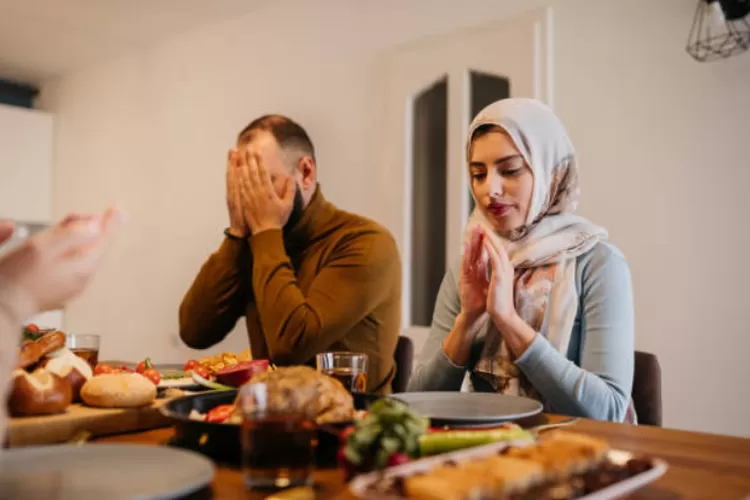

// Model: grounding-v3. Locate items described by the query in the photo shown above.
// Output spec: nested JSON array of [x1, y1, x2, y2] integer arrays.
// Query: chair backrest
[[632, 351, 662, 426], [392, 336, 414, 393]]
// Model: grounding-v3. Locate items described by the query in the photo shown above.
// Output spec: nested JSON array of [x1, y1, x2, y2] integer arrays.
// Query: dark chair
[[632, 351, 662, 426], [391, 336, 414, 393]]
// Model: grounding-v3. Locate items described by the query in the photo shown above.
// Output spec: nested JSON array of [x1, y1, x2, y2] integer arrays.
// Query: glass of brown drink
[[238, 382, 316, 490], [65, 334, 100, 368], [316, 352, 368, 393]]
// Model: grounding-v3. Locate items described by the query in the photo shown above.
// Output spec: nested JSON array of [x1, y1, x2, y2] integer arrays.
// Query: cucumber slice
[[191, 372, 234, 391]]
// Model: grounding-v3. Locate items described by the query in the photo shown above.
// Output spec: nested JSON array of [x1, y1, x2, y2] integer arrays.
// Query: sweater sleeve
[[407, 265, 468, 391], [515, 243, 635, 422], [249, 228, 399, 365], [178, 236, 253, 349]]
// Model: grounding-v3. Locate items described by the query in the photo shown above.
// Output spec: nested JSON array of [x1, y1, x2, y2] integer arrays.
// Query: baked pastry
[[505, 430, 609, 478], [80, 373, 157, 408], [404, 456, 543, 499]]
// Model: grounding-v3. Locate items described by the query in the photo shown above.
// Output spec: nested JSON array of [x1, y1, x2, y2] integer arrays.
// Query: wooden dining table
[[95, 413, 750, 499]]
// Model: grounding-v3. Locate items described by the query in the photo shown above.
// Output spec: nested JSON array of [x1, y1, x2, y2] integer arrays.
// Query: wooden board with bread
[[8, 326, 179, 446], [8, 326, 264, 446]]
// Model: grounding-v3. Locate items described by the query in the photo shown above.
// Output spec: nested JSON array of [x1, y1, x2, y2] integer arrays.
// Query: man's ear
[[297, 156, 316, 191]]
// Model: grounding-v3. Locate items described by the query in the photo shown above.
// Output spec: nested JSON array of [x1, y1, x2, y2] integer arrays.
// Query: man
[[179, 115, 401, 393]]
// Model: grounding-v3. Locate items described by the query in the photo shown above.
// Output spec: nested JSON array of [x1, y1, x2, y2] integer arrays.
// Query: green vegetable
[[191, 372, 234, 391], [418, 426, 533, 456], [343, 398, 429, 471]]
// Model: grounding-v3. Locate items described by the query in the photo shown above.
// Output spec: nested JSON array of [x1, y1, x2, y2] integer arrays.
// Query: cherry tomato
[[386, 452, 410, 467], [183, 360, 200, 371], [25, 324, 40, 335], [189, 365, 211, 380], [136, 358, 153, 374], [141, 369, 161, 385], [94, 364, 114, 375], [205, 404, 234, 423]]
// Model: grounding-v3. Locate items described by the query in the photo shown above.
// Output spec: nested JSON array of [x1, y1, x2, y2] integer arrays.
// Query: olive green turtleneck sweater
[[179, 187, 401, 393]]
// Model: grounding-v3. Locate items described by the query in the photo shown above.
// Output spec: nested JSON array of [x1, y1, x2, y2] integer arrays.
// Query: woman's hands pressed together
[[482, 230, 537, 357], [442, 225, 536, 365]]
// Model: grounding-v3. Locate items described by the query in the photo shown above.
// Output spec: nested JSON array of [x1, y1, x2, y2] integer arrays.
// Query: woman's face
[[469, 128, 534, 236]]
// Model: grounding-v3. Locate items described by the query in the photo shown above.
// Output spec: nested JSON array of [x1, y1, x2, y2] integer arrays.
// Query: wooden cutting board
[[7, 399, 173, 447]]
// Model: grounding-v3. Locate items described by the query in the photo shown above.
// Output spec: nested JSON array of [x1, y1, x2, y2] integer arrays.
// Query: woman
[[0, 207, 123, 442], [407, 98, 635, 423]]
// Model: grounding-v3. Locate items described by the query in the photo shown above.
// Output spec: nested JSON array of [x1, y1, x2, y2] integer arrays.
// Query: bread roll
[[8, 368, 73, 416], [80, 373, 157, 408]]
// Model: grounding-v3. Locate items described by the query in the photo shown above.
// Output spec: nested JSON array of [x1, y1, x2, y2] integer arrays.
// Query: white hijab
[[464, 98, 607, 399]]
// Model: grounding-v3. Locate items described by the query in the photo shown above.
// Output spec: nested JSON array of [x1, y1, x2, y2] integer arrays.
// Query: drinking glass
[[316, 352, 368, 393], [65, 334, 100, 368], [238, 382, 316, 490]]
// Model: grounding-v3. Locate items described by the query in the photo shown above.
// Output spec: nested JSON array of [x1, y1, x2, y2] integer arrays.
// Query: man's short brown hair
[[238, 114, 316, 165]]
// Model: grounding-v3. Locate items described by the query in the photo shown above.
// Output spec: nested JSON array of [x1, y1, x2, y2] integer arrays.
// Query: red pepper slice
[[205, 404, 235, 423]]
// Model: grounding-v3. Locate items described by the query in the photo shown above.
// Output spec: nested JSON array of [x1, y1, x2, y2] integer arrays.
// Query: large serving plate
[[349, 440, 668, 500], [99, 360, 203, 390], [160, 390, 380, 466], [0, 443, 214, 500], [390, 392, 543, 427]]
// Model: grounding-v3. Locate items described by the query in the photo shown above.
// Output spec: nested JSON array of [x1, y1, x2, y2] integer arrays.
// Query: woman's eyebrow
[[469, 154, 522, 168]]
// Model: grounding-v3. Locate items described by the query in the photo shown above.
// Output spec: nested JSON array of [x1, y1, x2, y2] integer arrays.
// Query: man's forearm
[[179, 236, 252, 349]]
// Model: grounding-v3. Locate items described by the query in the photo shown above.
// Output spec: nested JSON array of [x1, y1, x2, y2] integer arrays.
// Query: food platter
[[349, 439, 668, 500]]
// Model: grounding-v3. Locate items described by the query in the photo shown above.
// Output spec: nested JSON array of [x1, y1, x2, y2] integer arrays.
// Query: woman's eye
[[503, 168, 522, 177], [471, 172, 487, 181]]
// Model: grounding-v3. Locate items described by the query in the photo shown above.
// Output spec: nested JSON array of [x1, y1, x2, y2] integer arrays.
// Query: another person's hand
[[458, 226, 489, 320], [225, 150, 249, 238], [483, 231, 518, 329], [237, 150, 295, 236], [0, 207, 124, 324]]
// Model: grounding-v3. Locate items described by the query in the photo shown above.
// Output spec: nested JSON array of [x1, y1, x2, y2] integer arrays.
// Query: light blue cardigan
[[406, 242, 635, 422]]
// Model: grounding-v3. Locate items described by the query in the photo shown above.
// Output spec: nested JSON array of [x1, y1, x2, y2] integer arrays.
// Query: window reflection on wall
[[410, 77, 448, 327], [408, 72, 510, 328]]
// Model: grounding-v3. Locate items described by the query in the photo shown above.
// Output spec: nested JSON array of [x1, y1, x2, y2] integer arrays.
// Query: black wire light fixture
[[686, 0, 750, 61]]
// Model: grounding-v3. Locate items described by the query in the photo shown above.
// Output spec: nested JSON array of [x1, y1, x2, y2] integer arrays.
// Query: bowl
[[214, 360, 269, 388], [160, 391, 380, 466]]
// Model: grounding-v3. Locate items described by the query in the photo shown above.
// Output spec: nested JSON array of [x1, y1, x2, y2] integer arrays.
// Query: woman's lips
[[488, 203, 513, 217]]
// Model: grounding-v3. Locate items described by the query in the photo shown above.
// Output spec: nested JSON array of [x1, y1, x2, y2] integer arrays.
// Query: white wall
[[0, 103, 53, 222], [37, 0, 750, 437]]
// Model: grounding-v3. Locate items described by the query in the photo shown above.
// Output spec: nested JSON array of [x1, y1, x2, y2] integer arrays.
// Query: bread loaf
[[80, 373, 156, 408]]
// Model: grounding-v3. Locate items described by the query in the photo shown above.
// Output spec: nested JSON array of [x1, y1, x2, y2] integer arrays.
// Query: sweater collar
[[283, 184, 336, 250]]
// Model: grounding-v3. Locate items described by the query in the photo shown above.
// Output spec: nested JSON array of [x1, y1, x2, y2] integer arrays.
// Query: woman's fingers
[[482, 230, 511, 272], [461, 238, 473, 275], [0, 220, 14, 245]]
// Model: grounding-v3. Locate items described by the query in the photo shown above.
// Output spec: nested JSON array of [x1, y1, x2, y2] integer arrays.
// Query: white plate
[[349, 440, 668, 500], [0, 443, 215, 500], [391, 392, 543, 426], [158, 376, 200, 389]]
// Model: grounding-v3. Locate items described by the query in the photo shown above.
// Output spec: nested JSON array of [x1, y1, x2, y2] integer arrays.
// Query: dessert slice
[[504, 431, 610, 478]]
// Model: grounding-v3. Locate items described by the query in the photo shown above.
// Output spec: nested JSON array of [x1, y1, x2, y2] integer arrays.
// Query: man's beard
[[283, 183, 306, 234]]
